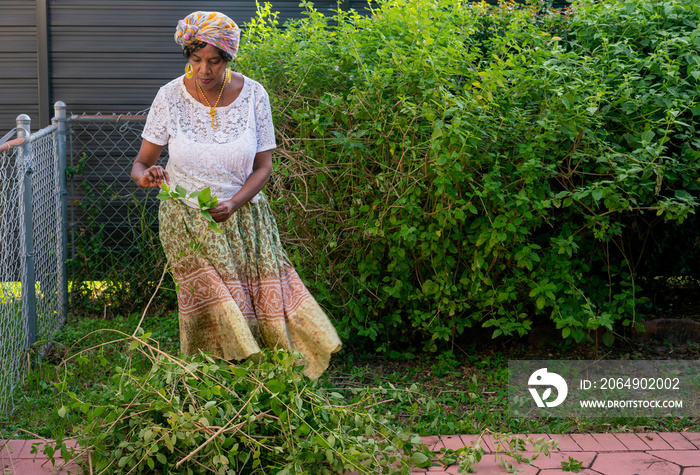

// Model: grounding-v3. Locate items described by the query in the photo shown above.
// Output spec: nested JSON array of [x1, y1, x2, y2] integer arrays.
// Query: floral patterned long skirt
[[158, 194, 342, 379]]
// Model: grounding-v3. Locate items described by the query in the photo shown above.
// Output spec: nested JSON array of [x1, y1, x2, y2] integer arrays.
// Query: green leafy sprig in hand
[[157, 184, 224, 233]]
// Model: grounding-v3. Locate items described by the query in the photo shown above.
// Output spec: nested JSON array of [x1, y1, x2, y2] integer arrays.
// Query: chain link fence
[[67, 114, 170, 315], [0, 145, 27, 416], [31, 128, 64, 345], [0, 107, 173, 414], [0, 111, 65, 415]]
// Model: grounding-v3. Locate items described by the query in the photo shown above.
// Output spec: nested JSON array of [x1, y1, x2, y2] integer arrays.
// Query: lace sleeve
[[254, 85, 277, 152], [142, 87, 170, 146]]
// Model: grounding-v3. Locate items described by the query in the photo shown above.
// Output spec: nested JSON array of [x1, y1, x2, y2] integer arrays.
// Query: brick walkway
[[417, 432, 700, 474], [2, 432, 699, 474]]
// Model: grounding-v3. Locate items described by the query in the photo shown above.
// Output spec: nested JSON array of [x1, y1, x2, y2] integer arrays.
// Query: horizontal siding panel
[[0, 82, 38, 105], [50, 26, 180, 53], [46, 1, 354, 122], [49, 1, 342, 26], [56, 91, 167, 115], [0, 27, 37, 52], [51, 54, 182, 79], [0, 0, 38, 131], [0, 1, 37, 26], [349, 2, 376, 13], [0, 107, 40, 131], [0, 55, 37, 78]]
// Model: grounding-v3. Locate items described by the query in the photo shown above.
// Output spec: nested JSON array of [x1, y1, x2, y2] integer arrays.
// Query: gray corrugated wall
[[49, 1, 360, 118], [0, 1, 371, 131], [0, 0, 39, 131]]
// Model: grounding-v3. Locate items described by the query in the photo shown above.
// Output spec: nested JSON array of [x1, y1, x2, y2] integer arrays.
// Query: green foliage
[[561, 455, 583, 473], [157, 184, 224, 233], [236, 0, 700, 350], [45, 333, 563, 474], [436, 433, 556, 474], [0, 312, 180, 440], [67, 153, 174, 316], [52, 337, 422, 474]]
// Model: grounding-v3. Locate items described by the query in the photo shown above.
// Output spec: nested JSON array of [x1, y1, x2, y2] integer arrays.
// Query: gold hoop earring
[[226, 69, 231, 84], [185, 63, 193, 79]]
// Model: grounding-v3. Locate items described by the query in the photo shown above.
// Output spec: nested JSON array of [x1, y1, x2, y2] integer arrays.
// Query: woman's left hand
[[207, 150, 272, 223], [208, 198, 238, 222]]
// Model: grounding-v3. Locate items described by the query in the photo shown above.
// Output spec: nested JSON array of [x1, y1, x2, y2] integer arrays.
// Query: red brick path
[[416, 432, 700, 474], [3, 432, 700, 474]]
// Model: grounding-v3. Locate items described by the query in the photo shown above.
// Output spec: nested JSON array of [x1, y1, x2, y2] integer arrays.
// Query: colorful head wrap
[[175, 11, 240, 59]]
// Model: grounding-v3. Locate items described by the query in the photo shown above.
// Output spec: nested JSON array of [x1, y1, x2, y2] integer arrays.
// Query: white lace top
[[142, 74, 276, 207]]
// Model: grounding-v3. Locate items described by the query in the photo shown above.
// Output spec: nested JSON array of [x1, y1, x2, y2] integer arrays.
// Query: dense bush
[[236, 0, 700, 351]]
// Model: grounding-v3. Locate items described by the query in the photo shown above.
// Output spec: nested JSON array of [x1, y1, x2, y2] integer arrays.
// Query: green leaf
[[640, 130, 655, 143], [560, 95, 571, 109], [674, 189, 693, 201], [410, 452, 431, 467], [422, 280, 439, 296], [175, 185, 188, 197], [198, 187, 212, 206], [265, 380, 286, 393], [232, 367, 248, 378], [536, 296, 546, 310], [602, 331, 615, 347]]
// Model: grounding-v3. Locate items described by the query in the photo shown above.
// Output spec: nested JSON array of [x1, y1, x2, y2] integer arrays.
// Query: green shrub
[[237, 0, 699, 351]]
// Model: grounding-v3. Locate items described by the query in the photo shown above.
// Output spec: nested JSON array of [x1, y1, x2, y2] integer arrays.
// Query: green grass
[[325, 348, 700, 438], [2, 311, 698, 442], [0, 311, 180, 440], [0, 298, 24, 416]]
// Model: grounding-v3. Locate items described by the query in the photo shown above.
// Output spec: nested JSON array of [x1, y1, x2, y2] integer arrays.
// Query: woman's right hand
[[137, 165, 170, 188], [131, 139, 167, 188]]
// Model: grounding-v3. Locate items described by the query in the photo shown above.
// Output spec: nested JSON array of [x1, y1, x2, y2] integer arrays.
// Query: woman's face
[[189, 43, 227, 91]]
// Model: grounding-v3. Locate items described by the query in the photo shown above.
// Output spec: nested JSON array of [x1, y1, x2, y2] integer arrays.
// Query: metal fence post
[[54, 102, 69, 325], [16, 114, 38, 348]]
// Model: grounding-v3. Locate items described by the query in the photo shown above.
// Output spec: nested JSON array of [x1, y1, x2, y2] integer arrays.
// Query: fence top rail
[[0, 137, 25, 154], [31, 124, 58, 142], [0, 126, 29, 153], [71, 114, 148, 123]]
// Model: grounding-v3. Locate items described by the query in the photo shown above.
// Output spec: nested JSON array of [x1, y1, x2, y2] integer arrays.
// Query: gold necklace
[[196, 73, 227, 129]]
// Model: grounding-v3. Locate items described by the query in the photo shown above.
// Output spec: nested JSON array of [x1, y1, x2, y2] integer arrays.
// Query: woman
[[130, 11, 341, 379]]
